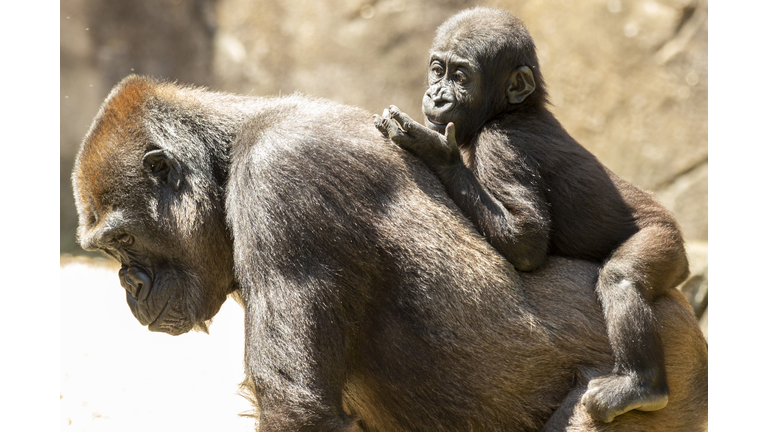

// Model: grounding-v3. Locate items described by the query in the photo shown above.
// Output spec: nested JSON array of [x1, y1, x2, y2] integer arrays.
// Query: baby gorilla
[[374, 7, 689, 423]]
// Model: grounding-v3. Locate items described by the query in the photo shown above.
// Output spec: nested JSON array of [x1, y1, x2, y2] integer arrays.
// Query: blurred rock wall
[[60, 0, 707, 330]]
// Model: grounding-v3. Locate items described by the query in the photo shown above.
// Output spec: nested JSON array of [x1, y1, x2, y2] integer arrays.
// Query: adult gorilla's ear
[[142, 149, 182, 191], [507, 66, 536, 104]]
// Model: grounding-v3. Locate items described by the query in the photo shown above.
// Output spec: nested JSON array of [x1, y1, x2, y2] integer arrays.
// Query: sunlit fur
[[72, 75, 706, 431]]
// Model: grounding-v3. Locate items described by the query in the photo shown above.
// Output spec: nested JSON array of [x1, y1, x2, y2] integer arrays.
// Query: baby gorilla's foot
[[580, 373, 669, 423]]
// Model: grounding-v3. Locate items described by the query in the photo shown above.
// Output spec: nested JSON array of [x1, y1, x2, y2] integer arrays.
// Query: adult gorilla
[[73, 76, 707, 432]]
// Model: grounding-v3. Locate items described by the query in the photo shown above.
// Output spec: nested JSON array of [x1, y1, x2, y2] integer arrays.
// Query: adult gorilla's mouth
[[147, 293, 174, 330], [147, 293, 190, 335]]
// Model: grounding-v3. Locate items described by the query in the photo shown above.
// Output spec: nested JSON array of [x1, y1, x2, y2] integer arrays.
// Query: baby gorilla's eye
[[431, 65, 445, 77], [453, 72, 467, 83]]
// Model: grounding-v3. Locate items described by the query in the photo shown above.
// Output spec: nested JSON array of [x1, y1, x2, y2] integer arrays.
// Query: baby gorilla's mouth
[[426, 117, 448, 133]]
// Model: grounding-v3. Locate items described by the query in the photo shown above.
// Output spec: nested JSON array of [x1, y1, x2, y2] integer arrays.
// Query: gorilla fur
[[73, 75, 707, 431]]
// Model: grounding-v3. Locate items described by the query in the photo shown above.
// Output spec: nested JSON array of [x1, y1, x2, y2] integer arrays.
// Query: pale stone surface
[[60, 257, 254, 432]]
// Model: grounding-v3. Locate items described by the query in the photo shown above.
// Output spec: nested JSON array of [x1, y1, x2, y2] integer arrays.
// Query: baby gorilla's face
[[421, 49, 485, 145]]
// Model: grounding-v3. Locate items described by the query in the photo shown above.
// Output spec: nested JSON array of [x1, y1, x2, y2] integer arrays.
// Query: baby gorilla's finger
[[373, 115, 390, 138], [387, 106, 417, 132], [380, 116, 406, 142], [445, 122, 457, 145]]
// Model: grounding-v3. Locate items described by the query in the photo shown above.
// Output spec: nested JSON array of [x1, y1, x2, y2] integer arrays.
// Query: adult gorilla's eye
[[432, 64, 444, 77], [453, 72, 467, 83], [118, 234, 134, 247]]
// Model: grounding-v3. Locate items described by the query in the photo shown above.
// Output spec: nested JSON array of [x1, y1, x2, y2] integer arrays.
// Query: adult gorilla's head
[[72, 76, 237, 335]]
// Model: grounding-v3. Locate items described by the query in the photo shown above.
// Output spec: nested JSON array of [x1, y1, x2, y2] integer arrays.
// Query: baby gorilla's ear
[[506, 66, 536, 104]]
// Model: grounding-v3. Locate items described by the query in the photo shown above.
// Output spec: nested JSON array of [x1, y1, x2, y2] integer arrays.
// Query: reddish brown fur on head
[[73, 76, 158, 243]]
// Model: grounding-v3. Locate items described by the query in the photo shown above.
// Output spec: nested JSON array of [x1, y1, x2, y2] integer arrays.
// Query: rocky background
[[60, 0, 707, 429]]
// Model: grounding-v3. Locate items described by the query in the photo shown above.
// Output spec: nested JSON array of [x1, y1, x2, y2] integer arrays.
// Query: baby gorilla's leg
[[581, 224, 688, 422], [581, 277, 669, 422]]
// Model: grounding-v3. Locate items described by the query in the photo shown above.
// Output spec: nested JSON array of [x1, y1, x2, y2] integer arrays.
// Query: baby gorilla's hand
[[373, 105, 460, 169]]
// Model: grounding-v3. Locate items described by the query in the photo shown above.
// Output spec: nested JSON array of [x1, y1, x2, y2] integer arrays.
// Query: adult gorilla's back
[[73, 76, 707, 431]]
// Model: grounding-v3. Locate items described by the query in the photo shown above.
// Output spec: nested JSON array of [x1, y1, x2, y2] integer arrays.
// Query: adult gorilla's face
[[73, 108, 237, 335]]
